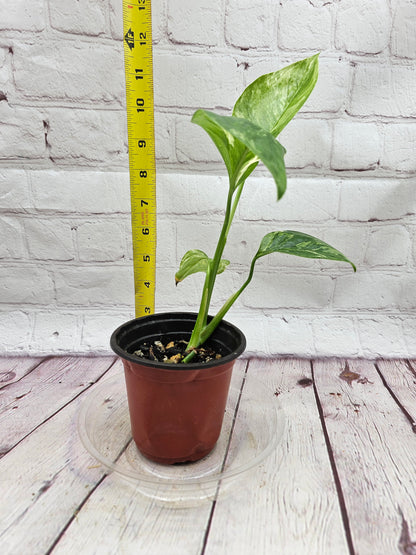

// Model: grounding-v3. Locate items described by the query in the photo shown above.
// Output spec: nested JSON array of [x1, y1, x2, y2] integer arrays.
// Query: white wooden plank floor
[[1, 356, 416, 555]]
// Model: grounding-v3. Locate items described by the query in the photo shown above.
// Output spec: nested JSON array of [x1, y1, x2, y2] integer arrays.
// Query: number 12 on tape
[[123, 0, 156, 318]]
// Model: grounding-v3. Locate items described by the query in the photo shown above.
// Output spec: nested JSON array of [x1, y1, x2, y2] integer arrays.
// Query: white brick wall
[[0, 0, 415, 358], [168, 0, 222, 46], [335, 0, 391, 54]]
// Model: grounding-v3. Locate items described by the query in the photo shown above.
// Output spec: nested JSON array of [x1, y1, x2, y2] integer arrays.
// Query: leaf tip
[[191, 109, 205, 125]]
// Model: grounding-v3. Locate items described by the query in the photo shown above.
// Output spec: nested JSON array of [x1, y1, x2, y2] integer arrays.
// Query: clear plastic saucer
[[78, 371, 285, 506]]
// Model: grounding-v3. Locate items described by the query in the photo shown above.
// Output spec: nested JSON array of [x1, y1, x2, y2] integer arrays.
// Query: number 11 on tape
[[123, 0, 156, 318]]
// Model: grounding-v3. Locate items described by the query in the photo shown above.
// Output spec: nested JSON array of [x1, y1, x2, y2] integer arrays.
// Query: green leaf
[[191, 110, 248, 186], [255, 230, 356, 270], [192, 110, 287, 199], [175, 249, 230, 285], [233, 54, 319, 137], [191, 55, 319, 196]]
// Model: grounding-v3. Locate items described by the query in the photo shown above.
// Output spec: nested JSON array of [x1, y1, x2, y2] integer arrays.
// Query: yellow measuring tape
[[122, 0, 156, 318]]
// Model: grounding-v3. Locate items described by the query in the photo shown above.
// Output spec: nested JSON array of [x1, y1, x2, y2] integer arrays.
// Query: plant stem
[[206, 189, 234, 299], [199, 255, 257, 344], [186, 269, 211, 350], [226, 182, 243, 235], [185, 151, 253, 355], [184, 253, 257, 363], [182, 274, 249, 364], [186, 186, 235, 352], [182, 349, 196, 364]]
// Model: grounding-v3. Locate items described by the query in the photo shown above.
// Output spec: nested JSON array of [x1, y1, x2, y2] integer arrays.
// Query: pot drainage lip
[[78, 369, 285, 505]]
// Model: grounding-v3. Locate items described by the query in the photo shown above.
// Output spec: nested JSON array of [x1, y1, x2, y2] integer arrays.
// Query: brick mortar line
[[0, 259, 413, 271], [5, 100, 416, 125], [0, 169, 415, 185], [0, 165, 415, 180], [1, 212, 413, 222], [8, 168, 416, 180], [3, 34, 415, 63], [2, 305, 415, 317]]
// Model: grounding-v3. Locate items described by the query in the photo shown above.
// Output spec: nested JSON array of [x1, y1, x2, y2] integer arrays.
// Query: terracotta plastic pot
[[110, 312, 246, 464]]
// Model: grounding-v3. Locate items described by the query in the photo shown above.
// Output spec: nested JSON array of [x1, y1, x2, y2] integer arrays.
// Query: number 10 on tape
[[123, 0, 156, 318]]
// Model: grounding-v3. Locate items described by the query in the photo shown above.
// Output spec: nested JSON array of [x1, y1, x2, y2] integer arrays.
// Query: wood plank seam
[[44, 472, 109, 555], [4, 356, 415, 554], [0, 356, 48, 391], [374, 362, 416, 434], [405, 360, 416, 379], [310, 360, 356, 555], [0, 357, 118, 459], [200, 358, 250, 555], [45, 376, 135, 553], [313, 358, 416, 554]]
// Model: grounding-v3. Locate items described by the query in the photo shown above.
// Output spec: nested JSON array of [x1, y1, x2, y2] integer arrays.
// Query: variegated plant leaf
[[233, 54, 319, 137], [175, 249, 230, 285], [255, 230, 356, 270], [192, 111, 287, 199]]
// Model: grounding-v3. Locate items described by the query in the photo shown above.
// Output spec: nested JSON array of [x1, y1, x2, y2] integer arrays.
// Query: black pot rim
[[110, 312, 246, 371]]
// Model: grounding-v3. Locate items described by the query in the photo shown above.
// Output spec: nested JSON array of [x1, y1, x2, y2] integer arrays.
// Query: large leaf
[[191, 55, 319, 194], [192, 110, 287, 199], [254, 230, 356, 270], [198, 229, 355, 346], [191, 110, 245, 181], [233, 54, 319, 137], [175, 249, 230, 285]]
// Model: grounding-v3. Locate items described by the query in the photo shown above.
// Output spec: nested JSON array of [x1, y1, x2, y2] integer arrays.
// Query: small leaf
[[255, 230, 356, 270], [192, 110, 287, 199], [233, 54, 319, 137], [175, 249, 230, 285]]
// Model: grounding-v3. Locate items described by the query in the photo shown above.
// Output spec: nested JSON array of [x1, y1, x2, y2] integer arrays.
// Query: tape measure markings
[[123, 0, 156, 318]]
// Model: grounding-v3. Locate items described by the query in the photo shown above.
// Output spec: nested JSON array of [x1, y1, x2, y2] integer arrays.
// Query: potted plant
[[111, 54, 356, 465]]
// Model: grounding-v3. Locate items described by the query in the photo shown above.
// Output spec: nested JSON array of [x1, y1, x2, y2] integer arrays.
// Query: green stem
[[226, 182, 243, 236], [182, 349, 197, 364], [185, 151, 252, 355], [187, 268, 211, 349], [199, 255, 257, 345], [182, 260, 251, 363], [186, 188, 234, 351], [182, 267, 248, 362], [207, 188, 235, 295]]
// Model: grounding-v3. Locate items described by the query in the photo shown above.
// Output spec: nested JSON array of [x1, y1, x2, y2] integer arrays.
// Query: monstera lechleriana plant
[[174, 54, 356, 362]]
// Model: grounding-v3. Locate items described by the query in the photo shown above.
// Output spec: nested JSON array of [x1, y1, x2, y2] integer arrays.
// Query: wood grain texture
[[0, 357, 43, 389], [313, 359, 416, 555], [376, 359, 416, 426], [0, 359, 122, 555], [2, 355, 416, 555], [0, 356, 116, 456], [204, 358, 349, 555]]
